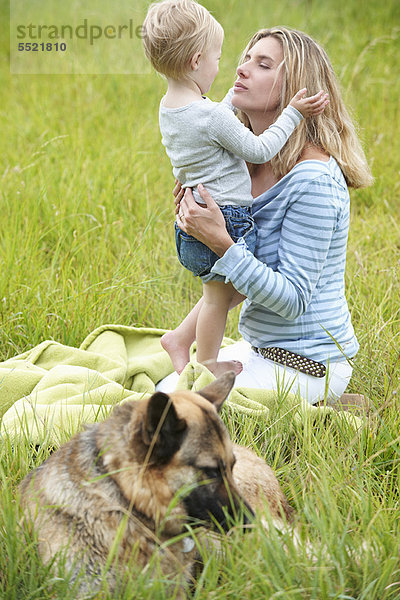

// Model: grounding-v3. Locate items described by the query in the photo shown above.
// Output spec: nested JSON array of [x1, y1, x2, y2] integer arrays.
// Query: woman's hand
[[173, 179, 185, 211], [175, 183, 235, 257]]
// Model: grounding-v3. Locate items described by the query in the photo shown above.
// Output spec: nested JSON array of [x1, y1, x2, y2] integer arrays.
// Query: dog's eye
[[202, 467, 221, 480]]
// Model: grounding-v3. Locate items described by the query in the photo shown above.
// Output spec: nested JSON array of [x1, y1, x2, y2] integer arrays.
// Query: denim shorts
[[175, 204, 257, 283]]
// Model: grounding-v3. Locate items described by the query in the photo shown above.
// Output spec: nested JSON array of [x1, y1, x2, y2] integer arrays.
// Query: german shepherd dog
[[20, 372, 292, 595]]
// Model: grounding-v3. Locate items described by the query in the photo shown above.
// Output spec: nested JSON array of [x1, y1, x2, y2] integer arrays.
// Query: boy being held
[[142, 0, 328, 377]]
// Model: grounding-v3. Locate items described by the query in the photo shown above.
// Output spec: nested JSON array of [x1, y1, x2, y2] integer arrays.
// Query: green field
[[1, 0, 400, 597]]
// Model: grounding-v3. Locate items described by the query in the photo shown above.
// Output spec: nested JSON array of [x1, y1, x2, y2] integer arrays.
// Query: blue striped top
[[211, 157, 359, 363]]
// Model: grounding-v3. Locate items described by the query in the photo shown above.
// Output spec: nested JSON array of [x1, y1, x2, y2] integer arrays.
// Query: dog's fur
[[20, 372, 292, 594]]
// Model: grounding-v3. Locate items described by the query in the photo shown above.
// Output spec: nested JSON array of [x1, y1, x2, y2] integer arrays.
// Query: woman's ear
[[190, 51, 202, 71]]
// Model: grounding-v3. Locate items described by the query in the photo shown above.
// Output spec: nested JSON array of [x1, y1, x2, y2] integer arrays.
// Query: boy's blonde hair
[[143, 0, 224, 79], [142, 0, 223, 79], [238, 28, 373, 189]]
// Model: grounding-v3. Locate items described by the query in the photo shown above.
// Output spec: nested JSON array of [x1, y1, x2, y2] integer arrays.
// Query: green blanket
[[0, 324, 360, 443]]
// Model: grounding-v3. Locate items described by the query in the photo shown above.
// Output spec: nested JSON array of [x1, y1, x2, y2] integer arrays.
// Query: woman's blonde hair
[[142, 0, 223, 80], [238, 28, 373, 189]]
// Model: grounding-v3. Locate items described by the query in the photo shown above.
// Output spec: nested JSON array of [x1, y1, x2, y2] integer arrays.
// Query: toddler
[[142, 0, 328, 376]]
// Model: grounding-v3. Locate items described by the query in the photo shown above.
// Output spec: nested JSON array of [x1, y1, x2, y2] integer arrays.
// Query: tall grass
[[1, 0, 400, 597]]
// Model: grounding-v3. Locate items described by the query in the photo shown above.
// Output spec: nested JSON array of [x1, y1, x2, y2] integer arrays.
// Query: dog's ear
[[142, 392, 187, 461], [197, 371, 235, 412]]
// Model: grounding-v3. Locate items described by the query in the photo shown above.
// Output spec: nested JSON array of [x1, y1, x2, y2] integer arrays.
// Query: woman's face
[[231, 36, 284, 116]]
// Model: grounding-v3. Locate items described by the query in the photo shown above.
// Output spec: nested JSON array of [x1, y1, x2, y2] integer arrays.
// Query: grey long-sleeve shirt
[[159, 93, 302, 206]]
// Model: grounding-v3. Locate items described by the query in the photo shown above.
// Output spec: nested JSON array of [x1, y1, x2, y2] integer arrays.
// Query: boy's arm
[[209, 104, 303, 164], [209, 89, 328, 164], [220, 87, 237, 114]]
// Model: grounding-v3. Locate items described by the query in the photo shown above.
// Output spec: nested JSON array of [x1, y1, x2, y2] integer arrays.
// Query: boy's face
[[195, 37, 223, 94]]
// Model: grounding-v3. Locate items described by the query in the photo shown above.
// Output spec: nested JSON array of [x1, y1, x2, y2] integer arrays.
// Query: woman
[[158, 27, 373, 405]]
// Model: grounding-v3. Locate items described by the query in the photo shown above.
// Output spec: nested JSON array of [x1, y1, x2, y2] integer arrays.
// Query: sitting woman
[[158, 27, 373, 405]]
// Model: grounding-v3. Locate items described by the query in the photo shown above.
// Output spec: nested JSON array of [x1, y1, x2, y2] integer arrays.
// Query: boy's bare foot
[[202, 359, 243, 378], [161, 331, 243, 378], [161, 331, 190, 374]]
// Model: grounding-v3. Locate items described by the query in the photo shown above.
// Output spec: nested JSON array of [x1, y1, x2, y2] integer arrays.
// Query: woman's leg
[[218, 344, 353, 404], [196, 281, 242, 377]]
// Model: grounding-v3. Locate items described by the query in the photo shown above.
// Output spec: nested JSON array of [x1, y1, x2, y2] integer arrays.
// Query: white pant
[[156, 341, 353, 405]]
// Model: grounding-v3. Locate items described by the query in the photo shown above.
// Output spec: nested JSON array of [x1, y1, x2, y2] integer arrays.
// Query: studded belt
[[251, 346, 326, 378]]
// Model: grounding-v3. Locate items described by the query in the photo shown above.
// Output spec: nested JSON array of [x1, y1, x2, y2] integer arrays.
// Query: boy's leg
[[196, 281, 242, 377], [161, 298, 203, 374], [161, 288, 245, 374]]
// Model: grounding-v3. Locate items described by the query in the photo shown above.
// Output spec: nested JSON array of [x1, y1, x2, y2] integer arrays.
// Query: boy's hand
[[290, 89, 329, 117]]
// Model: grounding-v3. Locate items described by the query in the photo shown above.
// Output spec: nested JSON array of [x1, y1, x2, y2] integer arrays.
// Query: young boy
[[142, 0, 328, 377]]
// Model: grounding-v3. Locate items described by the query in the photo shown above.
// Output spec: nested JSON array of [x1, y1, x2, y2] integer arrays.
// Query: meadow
[[1, 0, 400, 597]]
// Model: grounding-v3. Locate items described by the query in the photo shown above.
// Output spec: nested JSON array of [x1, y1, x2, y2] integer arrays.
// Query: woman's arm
[[215, 176, 341, 320], [177, 177, 341, 321]]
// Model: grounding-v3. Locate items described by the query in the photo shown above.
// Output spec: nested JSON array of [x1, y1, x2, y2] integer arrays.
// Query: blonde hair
[[142, 0, 224, 80], [238, 28, 373, 189]]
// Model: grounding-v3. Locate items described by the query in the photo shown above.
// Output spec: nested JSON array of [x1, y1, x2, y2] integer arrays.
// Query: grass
[[1, 0, 400, 597]]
